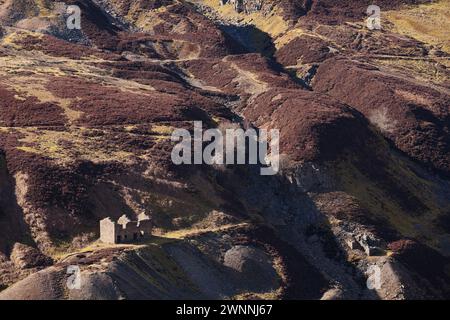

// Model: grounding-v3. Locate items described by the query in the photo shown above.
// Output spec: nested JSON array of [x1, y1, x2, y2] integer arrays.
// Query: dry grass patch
[[373, 57, 450, 85], [15, 127, 134, 164], [386, 0, 450, 53]]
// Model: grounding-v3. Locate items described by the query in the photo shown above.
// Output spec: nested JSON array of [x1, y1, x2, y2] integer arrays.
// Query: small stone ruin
[[99, 213, 152, 244]]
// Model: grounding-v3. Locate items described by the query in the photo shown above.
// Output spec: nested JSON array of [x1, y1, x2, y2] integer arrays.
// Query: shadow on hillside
[[220, 24, 276, 58], [204, 162, 382, 300], [220, 24, 309, 88]]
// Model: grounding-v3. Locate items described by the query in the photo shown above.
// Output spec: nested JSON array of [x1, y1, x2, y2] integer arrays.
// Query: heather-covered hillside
[[0, 0, 449, 300]]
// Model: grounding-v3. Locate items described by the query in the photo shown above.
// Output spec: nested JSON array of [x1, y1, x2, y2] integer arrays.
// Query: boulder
[[321, 288, 345, 300]]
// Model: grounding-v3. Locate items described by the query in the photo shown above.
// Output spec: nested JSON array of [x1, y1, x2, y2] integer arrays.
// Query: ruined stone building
[[100, 213, 152, 244]]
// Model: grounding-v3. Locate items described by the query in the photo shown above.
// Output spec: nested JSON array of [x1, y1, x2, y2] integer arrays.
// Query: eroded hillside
[[0, 0, 449, 299]]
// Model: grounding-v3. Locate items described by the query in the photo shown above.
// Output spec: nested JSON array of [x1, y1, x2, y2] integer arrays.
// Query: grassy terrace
[[386, 0, 450, 53]]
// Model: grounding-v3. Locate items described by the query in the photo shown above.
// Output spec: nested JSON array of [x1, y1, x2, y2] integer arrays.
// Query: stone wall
[[99, 218, 116, 244]]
